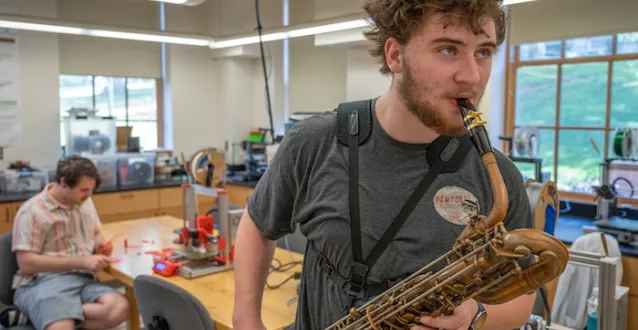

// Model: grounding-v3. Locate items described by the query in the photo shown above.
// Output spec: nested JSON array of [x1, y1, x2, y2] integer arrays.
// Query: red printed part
[[217, 237, 226, 251], [110, 258, 123, 264], [99, 241, 113, 255], [197, 228, 208, 246], [197, 215, 214, 234]]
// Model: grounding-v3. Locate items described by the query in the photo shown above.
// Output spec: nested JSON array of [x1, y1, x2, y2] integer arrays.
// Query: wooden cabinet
[[621, 256, 638, 330], [621, 256, 638, 296], [0, 184, 254, 234], [0, 203, 11, 235], [228, 184, 253, 207], [93, 190, 160, 223], [0, 202, 23, 235]]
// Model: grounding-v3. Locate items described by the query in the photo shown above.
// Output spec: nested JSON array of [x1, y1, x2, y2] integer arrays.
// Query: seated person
[[7, 156, 129, 330]]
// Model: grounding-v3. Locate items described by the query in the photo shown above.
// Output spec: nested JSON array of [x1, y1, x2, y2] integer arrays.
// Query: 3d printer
[[152, 183, 238, 278], [583, 128, 638, 245]]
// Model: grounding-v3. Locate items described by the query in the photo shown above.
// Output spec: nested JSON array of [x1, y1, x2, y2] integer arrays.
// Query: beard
[[397, 60, 481, 137]]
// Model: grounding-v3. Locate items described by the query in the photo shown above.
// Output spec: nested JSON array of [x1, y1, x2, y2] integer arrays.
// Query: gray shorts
[[13, 272, 119, 330]]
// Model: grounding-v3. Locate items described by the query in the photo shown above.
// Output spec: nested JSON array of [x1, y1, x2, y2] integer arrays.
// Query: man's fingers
[[419, 315, 464, 329]]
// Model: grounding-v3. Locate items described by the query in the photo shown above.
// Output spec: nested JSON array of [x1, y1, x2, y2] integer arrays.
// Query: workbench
[[100, 215, 301, 330]]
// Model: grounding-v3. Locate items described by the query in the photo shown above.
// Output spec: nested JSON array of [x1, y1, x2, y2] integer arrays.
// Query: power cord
[[266, 258, 302, 289], [266, 271, 301, 289], [254, 0, 276, 142]]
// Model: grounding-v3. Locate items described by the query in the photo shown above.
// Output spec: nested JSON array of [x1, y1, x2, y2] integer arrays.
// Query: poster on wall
[[0, 29, 19, 148]]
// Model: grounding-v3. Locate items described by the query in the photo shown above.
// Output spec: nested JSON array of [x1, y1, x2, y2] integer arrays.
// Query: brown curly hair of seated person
[[362, 0, 506, 74]]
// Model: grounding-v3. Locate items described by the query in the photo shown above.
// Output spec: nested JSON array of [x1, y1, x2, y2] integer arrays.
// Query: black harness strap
[[336, 99, 373, 296], [334, 99, 471, 301]]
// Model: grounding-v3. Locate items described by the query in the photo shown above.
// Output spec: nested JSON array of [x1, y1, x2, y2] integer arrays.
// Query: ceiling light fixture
[[0, 14, 212, 47], [148, 0, 208, 6], [210, 16, 370, 49]]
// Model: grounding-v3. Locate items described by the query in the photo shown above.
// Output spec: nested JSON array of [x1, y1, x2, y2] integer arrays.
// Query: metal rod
[[218, 189, 231, 261]]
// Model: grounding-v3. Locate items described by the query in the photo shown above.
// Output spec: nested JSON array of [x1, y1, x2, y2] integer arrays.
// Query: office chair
[[0, 233, 35, 330], [133, 275, 216, 330]]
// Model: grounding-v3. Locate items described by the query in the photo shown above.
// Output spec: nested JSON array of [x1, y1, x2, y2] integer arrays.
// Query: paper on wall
[[0, 29, 19, 147]]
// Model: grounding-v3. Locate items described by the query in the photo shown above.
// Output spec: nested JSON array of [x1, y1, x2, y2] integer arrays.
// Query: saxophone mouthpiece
[[457, 98, 474, 119], [456, 98, 492, 155]]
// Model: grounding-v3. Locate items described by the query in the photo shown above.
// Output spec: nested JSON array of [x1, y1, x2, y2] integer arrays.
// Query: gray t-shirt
[[247, 99, 533, 330]]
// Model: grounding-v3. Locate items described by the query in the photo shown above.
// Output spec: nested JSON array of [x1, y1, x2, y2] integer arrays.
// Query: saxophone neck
[[456, 98, 508, 241]]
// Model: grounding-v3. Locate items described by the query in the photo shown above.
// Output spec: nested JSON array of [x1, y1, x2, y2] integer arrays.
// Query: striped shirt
[[11, 183, 102, 288]]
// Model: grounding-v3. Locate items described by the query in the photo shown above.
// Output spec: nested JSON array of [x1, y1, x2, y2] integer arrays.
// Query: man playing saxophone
[[232, 0, 539, 329]]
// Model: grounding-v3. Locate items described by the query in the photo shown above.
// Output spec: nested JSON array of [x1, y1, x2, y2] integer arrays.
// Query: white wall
[[346, 46, 391, 101], [289, 37, 347, 113], [165, 45, 218, 157], [57, 0, 162, 78], [510, 0, 638, 45], [0, 0, 60, 168], [314, 0, 365, 20]]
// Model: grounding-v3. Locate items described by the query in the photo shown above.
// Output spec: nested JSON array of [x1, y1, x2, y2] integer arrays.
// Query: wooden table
[[100, 215, 303, 330]]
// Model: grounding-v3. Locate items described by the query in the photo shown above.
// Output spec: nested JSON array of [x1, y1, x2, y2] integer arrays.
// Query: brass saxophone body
[[325, 99, 569, 330]]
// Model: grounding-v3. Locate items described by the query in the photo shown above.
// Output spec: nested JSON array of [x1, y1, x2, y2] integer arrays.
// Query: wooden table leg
[[125, 286, 141, 330]]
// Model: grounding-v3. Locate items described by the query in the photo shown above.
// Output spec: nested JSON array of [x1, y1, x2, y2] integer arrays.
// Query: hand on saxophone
[[410, 298, 479, 330]]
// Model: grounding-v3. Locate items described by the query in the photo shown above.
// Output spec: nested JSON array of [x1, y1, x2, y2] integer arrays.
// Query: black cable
[[271, 258, 301, 272], [611, 176, 635, 198], [266, 258, 302, 289], [266, 273, 298, 289], [254, 0, 276, 143]]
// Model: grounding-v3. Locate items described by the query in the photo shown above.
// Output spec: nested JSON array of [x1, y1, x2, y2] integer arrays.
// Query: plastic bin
[[0, 170, 48, 193], [63, 115, 117, 156], [117, 152, 156, 186], [85, 154, 120, 190]]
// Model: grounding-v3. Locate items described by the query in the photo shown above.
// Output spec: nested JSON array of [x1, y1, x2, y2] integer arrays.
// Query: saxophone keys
[[513, 245, 532, 258], [382, 294, 394, 305], [399, 312, 418, 323], [445, 305, 455, 315], [477, 255, 487, 266]]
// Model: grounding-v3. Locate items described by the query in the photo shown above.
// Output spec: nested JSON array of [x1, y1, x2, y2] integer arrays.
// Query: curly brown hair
[[362, 0, 506, 74]]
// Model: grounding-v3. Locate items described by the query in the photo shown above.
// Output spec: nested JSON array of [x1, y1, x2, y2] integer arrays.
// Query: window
[[59, 75, 160, 152], [508, 32, 638, 199]]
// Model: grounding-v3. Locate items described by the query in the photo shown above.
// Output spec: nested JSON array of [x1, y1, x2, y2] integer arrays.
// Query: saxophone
[[325, 99, 569, 330]]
